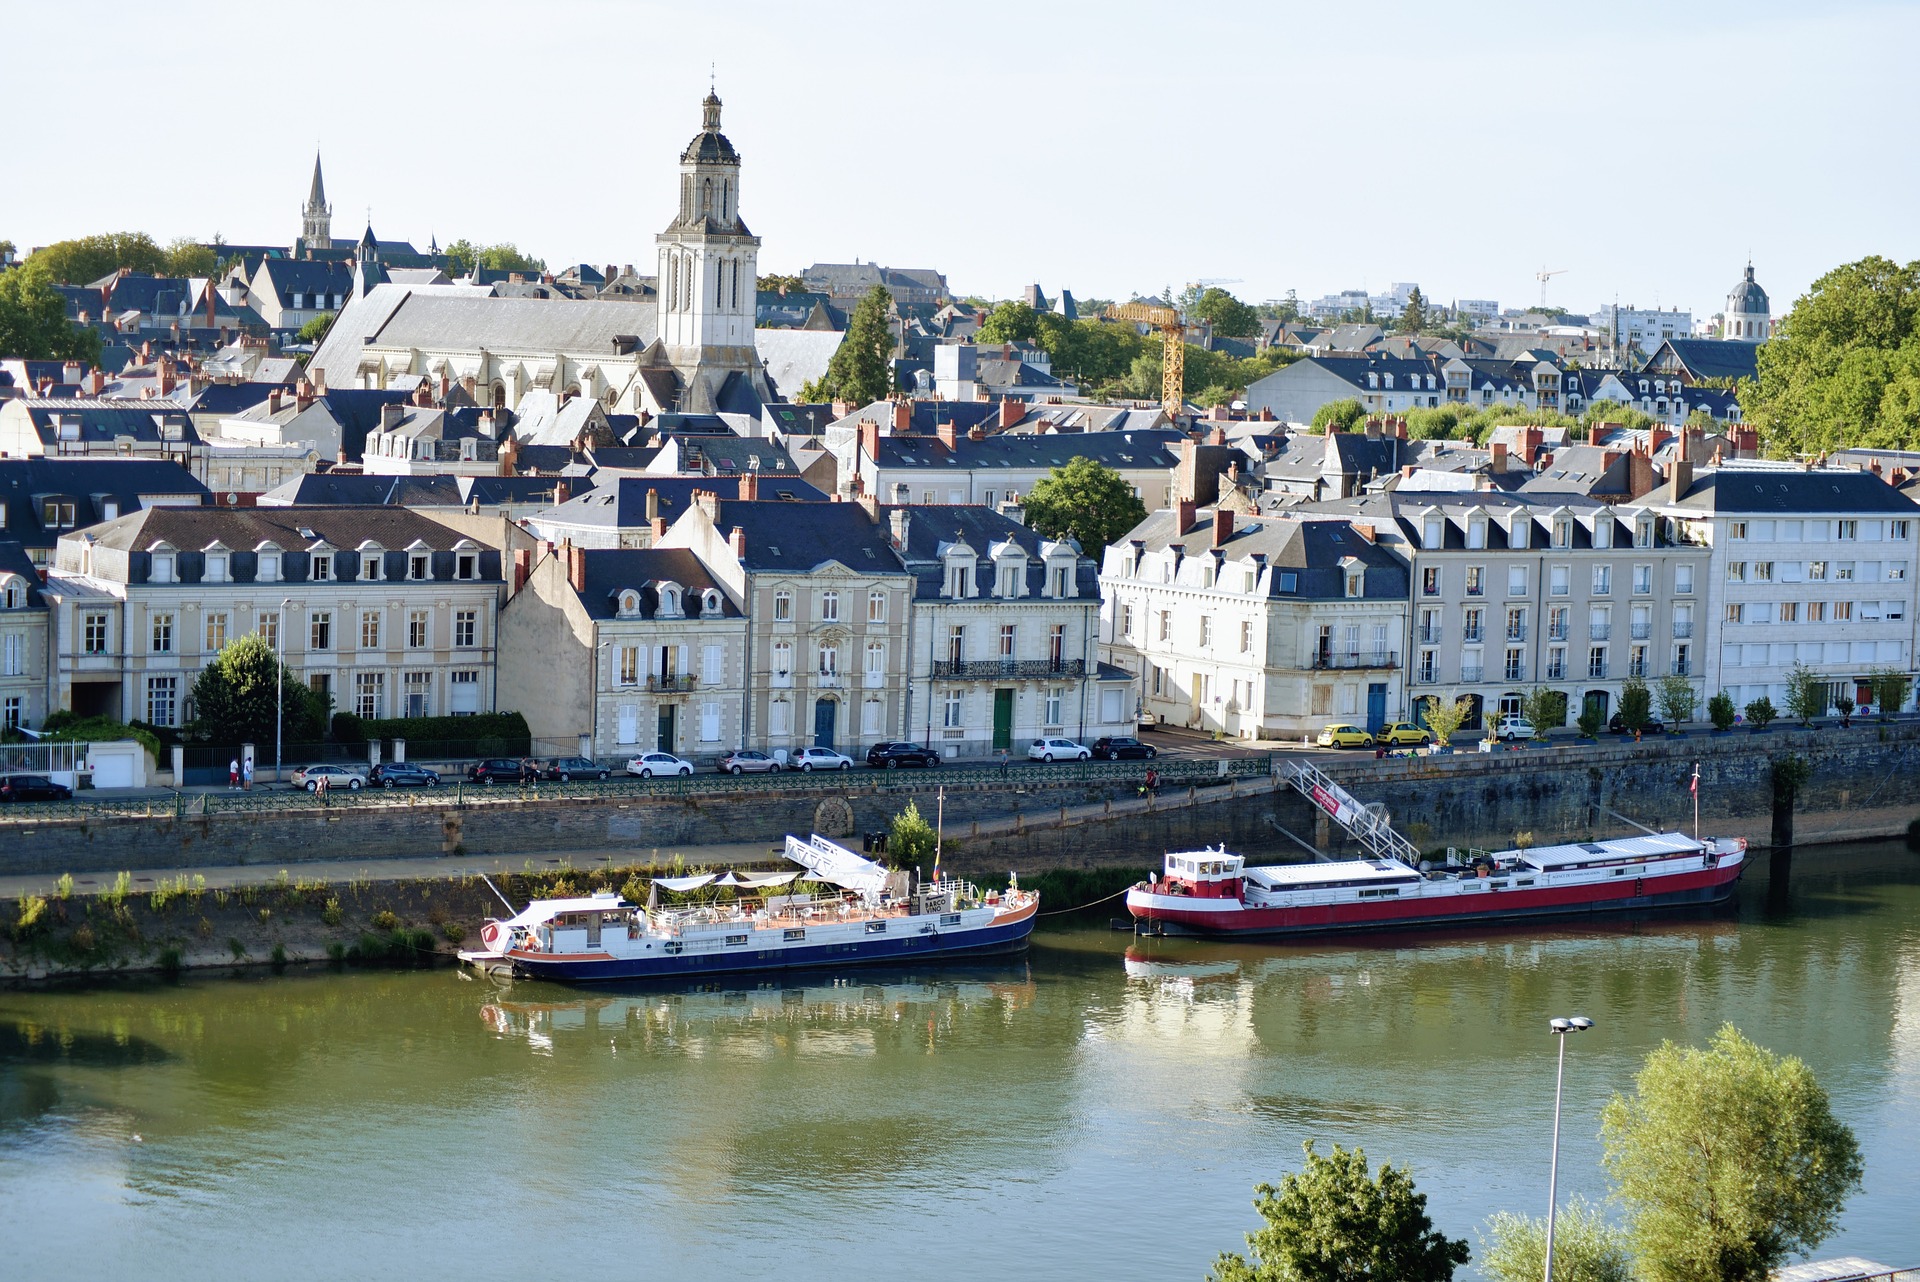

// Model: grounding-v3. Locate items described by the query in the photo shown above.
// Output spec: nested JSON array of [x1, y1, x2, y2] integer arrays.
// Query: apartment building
[[0, 540, 49, 733]]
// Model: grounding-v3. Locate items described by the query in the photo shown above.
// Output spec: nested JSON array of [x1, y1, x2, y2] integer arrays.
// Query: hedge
[[329, 711, 531, 759]]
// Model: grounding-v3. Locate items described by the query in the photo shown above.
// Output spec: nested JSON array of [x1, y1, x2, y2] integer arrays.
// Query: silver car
[[719, 749, 781, 775], [791, 747, 852, 772], [290, 764, 366, 792]]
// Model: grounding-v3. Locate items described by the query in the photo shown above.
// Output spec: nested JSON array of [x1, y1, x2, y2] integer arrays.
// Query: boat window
[[865, 921, 887, 934], [784, 928, 806, 941], [941, 913, 962, 926], [726, 934, 748, 946]]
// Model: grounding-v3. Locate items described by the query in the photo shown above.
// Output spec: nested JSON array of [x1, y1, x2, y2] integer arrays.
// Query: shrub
[[1746, 696, 1778, 730], [227, 937, 246, 960], [13, 892, 48, 940], [54, 873, 73, 900], [71, 922, 96, 953], [37, 711, 164, 760], [1708, 691, 1737, 732], [1576, 701, 1605, 739], [157, 946, 183, 976], [270, 943, 288, 967], [322, 897, 344, 927], [370, 909, 400, 931], [441, 921, 467, 944]]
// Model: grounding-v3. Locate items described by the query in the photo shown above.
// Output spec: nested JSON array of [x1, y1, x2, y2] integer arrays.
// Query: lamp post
[[275, 597, 291, 785], [1543, 1015, 1594, 1282]]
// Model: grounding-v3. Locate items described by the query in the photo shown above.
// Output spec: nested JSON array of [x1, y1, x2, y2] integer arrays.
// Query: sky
[[7, 0, 1918, 321]]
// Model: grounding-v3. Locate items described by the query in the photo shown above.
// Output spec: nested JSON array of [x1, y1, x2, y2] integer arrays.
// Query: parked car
[[625, 752, 694, 778], [291, 764, 366, 792], [1607, 713, 1666, 735], [719, 749, 781, 775], [1495, 715, 1537, 742], [537, 757, 610, 782], [1091, 736, 1157, 761], [0, 773, 73, 802], [1377, 722, 1432, 747], [1027, 737, 1091, 762], [791, 746, 853, 772], [865, 741, 941, 769], [467, 758, 535, 785], [368, 762, 441, 789], [1316, 724, 1374, 749]]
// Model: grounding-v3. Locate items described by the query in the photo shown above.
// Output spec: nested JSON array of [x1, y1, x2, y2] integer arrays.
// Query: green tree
[[1617, 675, 1652, 734], [187, 634, 327, 746], [1744, 695, 1777, 730], [887, 800, 936, 868], [1478, 1197, 1631, 1282], [1707, 690, 1737, 731], [1021, 456, 1146, 562], [1418, 693, 1473, 747], [803, 285, 894, 405], [1785, 660, 1827, 725], [975, 299, 1046, 346], [297, 312, 336, 345], [1192, 287, 1260, 339], [1311, 398, 1366, 432], [1051, 317, 1149, 389], [443, 239, 546, 276], [1576, 698, 1605, 738], [1870, 667, 1912, 718], [1396, 286, 1428, 336], [757, 272, 806, 294], [1522, 686, 1566, 739], [1210, 1142, 1469, 1282], [1580, 400, 1654, 434], [1601, 1023, 1863, 1282], [163, 237, 220, 278], [26, 232, 167, 283], [1656, 674, 1696, 729], [0, 262, 101, 362]]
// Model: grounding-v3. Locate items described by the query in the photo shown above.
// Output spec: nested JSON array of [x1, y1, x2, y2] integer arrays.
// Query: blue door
[[813, 697, 836, 750], [1366, 683, 1388, 735]]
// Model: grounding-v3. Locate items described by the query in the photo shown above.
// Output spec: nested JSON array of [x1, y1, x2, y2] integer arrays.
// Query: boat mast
[[934, 785, 945, 879]]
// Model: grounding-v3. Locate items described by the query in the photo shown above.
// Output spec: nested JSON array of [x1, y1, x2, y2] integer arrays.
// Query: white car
[[625, 752, 694, 778], [791, 746, 853, 772], [290, 764, 366, 792], [1496, 715, 1537, 741], [1027, 737, 1091, 762]]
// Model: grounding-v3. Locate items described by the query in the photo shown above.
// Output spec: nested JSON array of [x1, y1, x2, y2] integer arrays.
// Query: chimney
[[1326, 417, 1343, 434], [156, 358, 176, 397], [999, 398, 1023, 430], [1680, 423, 1702, 462], [892, 400, 912, 433], [1351, 523, 1376, 543], [568, 543, 586, 593], [937, 420, 958, 450], [268, 388, 284, 414], [554, 480, 571, 505], [513, 547, 531, 594], [86, 368, 107, 396], [412, 382, 433, 407], [1209, 403, 1229, 421], [645, 487, 660, 520], [889, 507, 910, 549], [1365, 417, 1382, 439], [1521, 426, 1544, 465], [730, 525, 748, 559], [857, 419, 880, 465], [1394, 416, 1407, 441], [62, 360, 83, 384], [1491, 441, 1508, 473], [1667, 458, 1694, 502], [1401, 464, 1415, 480], [295, 379, 314, 412], [967, 426, 986, 441], [832, 399, 853, 418], [1260, 407, 1274, 421], [1647, 423, 1668, 457], [438, 371, 451, 403], [649, 516, 666, 542], [311, 367, 326, 394], [380, 402, 404, 430], [1175, 497, 1197, 533], [738, 471, 758, 500], [1211, 507, 1234, 548], [1209, 425, 1227, 445]]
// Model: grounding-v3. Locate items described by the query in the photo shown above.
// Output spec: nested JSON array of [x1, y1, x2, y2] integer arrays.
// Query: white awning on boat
[[654, 873, 718, 893], [733, 870, 801, 888], [784, 833, 889, 894]]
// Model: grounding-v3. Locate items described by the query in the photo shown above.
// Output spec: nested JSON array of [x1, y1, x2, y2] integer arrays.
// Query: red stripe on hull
[[1130, 862, 1745, 936]]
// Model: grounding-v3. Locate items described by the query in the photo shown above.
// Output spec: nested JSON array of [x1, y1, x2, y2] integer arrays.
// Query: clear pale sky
[[7, 0, 1914, 320]]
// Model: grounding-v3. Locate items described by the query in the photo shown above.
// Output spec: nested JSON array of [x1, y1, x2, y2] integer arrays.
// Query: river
[[4, 840, 1917, 1280]]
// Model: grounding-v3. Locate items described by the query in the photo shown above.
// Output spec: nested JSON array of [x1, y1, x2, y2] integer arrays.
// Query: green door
[[992, 688, 1014, 751], [656, 704, 676, 753]]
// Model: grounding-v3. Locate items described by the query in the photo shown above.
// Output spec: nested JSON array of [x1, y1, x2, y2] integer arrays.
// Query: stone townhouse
[[0, 540, 49, 733], [1099, 501, 1410, 740], [42, 507, 504, 736], [1634, 463, 1920, 714], [495, 545, 747, 761]]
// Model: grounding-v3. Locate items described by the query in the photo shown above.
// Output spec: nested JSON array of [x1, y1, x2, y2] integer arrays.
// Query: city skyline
[[7, 0, 1915, 320]]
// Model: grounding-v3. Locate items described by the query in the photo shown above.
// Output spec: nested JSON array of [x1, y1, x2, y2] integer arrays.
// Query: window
[[1807, 602, 1827, 623], [1809, 560, 1827, 581], [1200, 616, 1214, 647], [311, 553, 332, 581], [867, 589, 887, 622], [205, 553, 228, 583], [700, 702, 721, 743], [1508, 565, 1527, 596], [1345, 572, 1363, 598], [774, 591, 792, 621], [1635, 520, 1653, 548], [1838, 520, 1858, 540], [1122, 604, 1135, 638], [818, 644, 839, 676], [258, 610, 279, 651], [771, 642, 792, 679], [146, 676, 177, 726], [1753, 562, 1774, 582], [617, 645, 639, 687], [455, 610, 476, 648], [42, 500, 76, 529], [2, 697, 18, 731], [1422, 567, 1440, 596], [1050, 565, 1070, 598], [1240, 620, 1253, 653], [943, 689, 963, 728], [360, 611, 381, 649], [1894, 520, 1911, 540], [404, 671, 431, 718], [945, 563, 970, 598], [204, 612, 228, 652], [84, 612, 109, 655], [1675, 564, 1693, 594], [820, 591, 839, 621], [1553, 519, 1572, 548], [1465, 566, 1485, 596], [1728, 521, 1748, 540], [1463, 608, 1484, 643], [151, 553, 175, 583], [361, 554, 382, 581], [1592, 565, 1611, 595], [1779, 602, 1799, 623], [999, 624, 1016, 658], [456, 552, 478, 580], [1506, 608, 1526, 640], [1045, 688, 1063, 726], [259, 552, 281, 582], [1835, 561, 1855, 581], [310, 611, 332, 650], [1158, 611, 1171, 642], [769, 698, 791, 736], [946, 625, 965, 665], [408, 610, 429, 648], [1726, 603, 1745, 624], [1633, 564, 1653, 595], [1833, 601, 1854, 622], [408, 554, 429, 581], [1549, 565, 1569, 597], [865, 641, 885, 678], [1727, 561, 1746, 582], [354, 672, 385, 719], [150, 612, 174, 654]]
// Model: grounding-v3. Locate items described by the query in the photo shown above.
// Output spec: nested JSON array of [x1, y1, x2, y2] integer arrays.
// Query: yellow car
[[1315, 724, 1375, 749], [1378, 722, 1432, 747]]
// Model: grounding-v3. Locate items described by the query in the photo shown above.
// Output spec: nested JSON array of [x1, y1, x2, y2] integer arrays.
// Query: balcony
[[1546, 663, 1566, 681], [1630, 622, 1651, 640], [1460, 664, 1485, 683], [1504, 663, 1527, 682], [1462, 629, 1484, 644], [1628, 660, 1648, 678], [1547, 626, 1568, 642], [1633, 580, 1654, 597], [1505, 625, 1528, 642], [646, 674, 698, 693], [1589, 624, 1611, 641], [1311, 651, 1399, 671], [1672, 661, 1692, 677], [1415, 668, 1440, 684], [1672, 622, 1694, 638], [1418, 627, 1443, 645], [930, 658, 1086, 679], [815, 671, 843, 688], [1588, 662, 1609, 680]]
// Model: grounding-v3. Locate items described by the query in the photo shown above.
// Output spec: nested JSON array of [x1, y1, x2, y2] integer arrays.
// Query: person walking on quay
[[228, 757, 240, 790], [241, 759, 253, 792]]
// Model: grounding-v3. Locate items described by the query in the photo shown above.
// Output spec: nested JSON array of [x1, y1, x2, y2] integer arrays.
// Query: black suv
[[1092, 736, 1157, 761], [468, 757, 535, 785], [0, 773, 73, 802], [1607, 713, 1666, 735], [369, 762, 441, 788], [538, 757, 611, 782], [865, 741, 941, 769]]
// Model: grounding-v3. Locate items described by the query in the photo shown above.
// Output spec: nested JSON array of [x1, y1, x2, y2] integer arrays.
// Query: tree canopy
[[0, 262, 102, 362], [756, 272, 806, 294], [296, 312, 336, 345], [1191, 287, 1261, 338], [1211, 1142, 1470, 1282], [1602, 1024, 1862, 1282], [26, 232, 169, 284], [443, 239, 546, 276], [187, 634, 328, 746], [1478, 1197, 1631, 1282], [163, 237, 221, 278], [1740, 254, 1920, 455], [1021, 456, 1146, 563], [1396, 286, 1428, 336], [803, 285, 894, 404]]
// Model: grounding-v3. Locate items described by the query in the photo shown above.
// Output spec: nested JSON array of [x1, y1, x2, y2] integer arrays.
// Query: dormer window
[[409, 553, 429, 581], [456, 552, 477, 580], [1047, 563, 1072, 598], [1635, 519, 1654, 548], [1510, 514, 1530, 549], [1, 577, 23, 609], [703, 589, 723, 615], [205, 552, 228, 583], [1593, 516, 1614, 549], [362, 554, 382, 581], [1466, 518, 1486, 550], [151, 552, 175, 583], [1346, 570, 1364, 598], [659, 585, 682, 618], [257, 547, 282, 582], [311, 553, 332, 581], [617, 589, 641, 618], [1553, 519, 1572, 548], [1422, 517, 1442, 547], [945, 563, 971, 598]]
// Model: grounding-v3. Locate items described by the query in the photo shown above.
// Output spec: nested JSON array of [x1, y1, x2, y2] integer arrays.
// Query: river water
[[4, 841, 1918, 1280]]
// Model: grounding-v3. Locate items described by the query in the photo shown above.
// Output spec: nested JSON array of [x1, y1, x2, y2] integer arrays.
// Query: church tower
[[655, 90, 769, 411], [300, 152, 332, 254], [1725, 262, 1770, 343]]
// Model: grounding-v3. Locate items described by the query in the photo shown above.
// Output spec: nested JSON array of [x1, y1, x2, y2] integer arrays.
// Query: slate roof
[[575, 548, 739, 621], [879, 503, 1098, 600], [0, 539, 46, 606], [1662, 468, 1920, 515], [1296, 489, 1645, 552], [256, 474, 466, 507], [535, 475, 825, 531], [870, 428, 1187, 472], [9, 399, 200, 448], [1644, 339, 1759, 383], [705, 499, 909, 576], [763, 402, 836, 438], [1123, 508, 1408, 600], [0, 459, 210, 551]]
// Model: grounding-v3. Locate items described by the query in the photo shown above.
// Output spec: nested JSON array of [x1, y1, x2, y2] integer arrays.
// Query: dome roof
[[682, 90, 739, 165], [1728, 262, 1769, 314]]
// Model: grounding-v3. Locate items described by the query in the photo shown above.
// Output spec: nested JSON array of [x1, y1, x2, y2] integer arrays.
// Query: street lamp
[[1543, 1015, 1594, 1282], [275, 597, 292, 785]]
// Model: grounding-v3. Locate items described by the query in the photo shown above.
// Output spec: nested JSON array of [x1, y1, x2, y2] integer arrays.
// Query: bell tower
[[300, 152, 332, 253]]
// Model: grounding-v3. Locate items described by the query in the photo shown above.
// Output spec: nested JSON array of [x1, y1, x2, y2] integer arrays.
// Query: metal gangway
[[1278, 758, 1423, 866]]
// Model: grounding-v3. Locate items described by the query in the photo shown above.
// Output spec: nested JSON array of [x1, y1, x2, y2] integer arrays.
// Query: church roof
[[1728, 263, 1769, 314], [682, 91, 740, 165], [307, 152, 327, 210]]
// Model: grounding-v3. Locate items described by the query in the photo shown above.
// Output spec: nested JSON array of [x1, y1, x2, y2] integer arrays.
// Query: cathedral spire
[[702, 88, 722, 132], [308, 152, 327, 210], [301, 151, 333, 252]]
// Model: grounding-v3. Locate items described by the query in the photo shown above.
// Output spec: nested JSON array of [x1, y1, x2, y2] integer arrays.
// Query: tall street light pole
[[1543, 1015, 1594, 1282], [276, 596, 292, 785]]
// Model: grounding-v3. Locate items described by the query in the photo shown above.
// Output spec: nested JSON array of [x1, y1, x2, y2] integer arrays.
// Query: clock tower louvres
[[656, 90, 771, 412]]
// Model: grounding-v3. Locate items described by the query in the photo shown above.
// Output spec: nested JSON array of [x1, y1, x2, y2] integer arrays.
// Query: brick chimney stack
[[554, 479, 570, 505], [568, 543, 586, 592], [1175, 497, 1197, 533], [311, 367, 326, 395], [1212, 507, 1234, 548], [892, 399, 912, 433], [295, 379, 314, 412], [857, 419, 880, 465], [649, 516, 666, 542], [1491, 441, 1508, 473], [1668, 458, 1694, 502], [937, 419, 958, 450], [1647, 423, 1669, 457], [738, 471, 758, 500], [156, 358, 176, 397], [999, 398, 1023, 430], [889, 507, 910, 549], [87, 368, 107, 396], [1365, 417, 1382, 439], [731, 526, 747, 559], [268, 388, 283, 414], [513, 547, 531, 594]]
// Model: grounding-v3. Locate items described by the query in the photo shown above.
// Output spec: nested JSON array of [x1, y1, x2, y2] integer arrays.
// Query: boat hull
[[1127, 861, 1745, 938], [508, 902, 1038, 984]]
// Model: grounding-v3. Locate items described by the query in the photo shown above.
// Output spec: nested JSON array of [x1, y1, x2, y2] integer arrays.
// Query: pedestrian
[[228, 757, 240, 790], [317, 772, 329, 799], [242, 759, 253, 791], [998, 747, 1009, 778]]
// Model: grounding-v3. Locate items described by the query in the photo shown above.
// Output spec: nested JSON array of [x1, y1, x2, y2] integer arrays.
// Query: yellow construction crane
[[1106, 300, 1184, 418]]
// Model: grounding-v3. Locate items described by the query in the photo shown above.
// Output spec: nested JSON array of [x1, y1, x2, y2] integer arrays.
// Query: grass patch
[[346, 928, 437, 967], [370, 909, 400, 931]]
